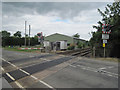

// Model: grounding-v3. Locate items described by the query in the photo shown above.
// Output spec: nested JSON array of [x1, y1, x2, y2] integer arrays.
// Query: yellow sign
[[103, 43, 105, 47]]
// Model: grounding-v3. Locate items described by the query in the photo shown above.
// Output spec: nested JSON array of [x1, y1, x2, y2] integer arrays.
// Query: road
[[1, 49, 119, 89]]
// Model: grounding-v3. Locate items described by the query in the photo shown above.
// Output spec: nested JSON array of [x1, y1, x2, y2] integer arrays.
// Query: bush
[[67, 44, 75, 50], [77, 42, 83, 48]]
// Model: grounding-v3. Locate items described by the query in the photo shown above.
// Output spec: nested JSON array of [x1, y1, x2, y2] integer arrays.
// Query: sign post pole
[[102, 23, 111, 58], [103, 43, 105, 57], [104, 47, 105, 58]]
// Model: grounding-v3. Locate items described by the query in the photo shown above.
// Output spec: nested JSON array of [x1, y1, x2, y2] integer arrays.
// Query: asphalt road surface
[[1, 49, 119, 89]]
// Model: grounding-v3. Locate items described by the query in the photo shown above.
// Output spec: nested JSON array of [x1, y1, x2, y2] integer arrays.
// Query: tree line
[[1, 30, 39, 47]]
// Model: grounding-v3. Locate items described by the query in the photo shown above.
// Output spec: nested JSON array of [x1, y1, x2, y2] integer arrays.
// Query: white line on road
[[30, 75, 38, 80], [19, 69, 30, 75], [2, 57, 55, 89], [99, 66, 114, 70], [39, 80, 54, 89], [69, 64, 118, 78], [14, 81, 24, 88], [1, 67, 5, 71], [69, 64, 76, 68], [5, 71, 24, 88], [2, 58, 17, 68], [6, 73, 15, 81]]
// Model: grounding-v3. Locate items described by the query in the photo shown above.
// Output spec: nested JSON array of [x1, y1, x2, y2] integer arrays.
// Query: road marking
[[69, 64, 76, 68], [6, 73, 15, 81], [14, 81, 24, 88], [39, 80, 54, 89], [99, 66, 114, 70], [99, 67, 106, 70], [19, 69, 30, 75], [2, 58, 55, 89], [31, 75, 38, 80], [6, 71, 24, 88], [2, 58, 17, 68], [1, 67, 4, 71], [69, 64, 118, 78]]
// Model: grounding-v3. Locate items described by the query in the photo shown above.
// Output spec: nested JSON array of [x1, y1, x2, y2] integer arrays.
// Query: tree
[[14, 31, 21, 37], [90, 2, 120, 58], [73, 33, 80, 38], [1, 30, 11, 37]]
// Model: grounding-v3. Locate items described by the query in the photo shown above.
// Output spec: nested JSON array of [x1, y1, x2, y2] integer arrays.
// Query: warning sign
[[103, 43, 105, 47]]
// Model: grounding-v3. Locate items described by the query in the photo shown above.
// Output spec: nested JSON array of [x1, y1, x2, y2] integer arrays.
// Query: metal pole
[[28, 25, 31, 47], [104, 47, 105, 58], [25, 21, 27, 47]]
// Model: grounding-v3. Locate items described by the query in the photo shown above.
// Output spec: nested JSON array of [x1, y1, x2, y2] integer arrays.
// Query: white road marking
[[31, 75, 55, 89], [2, 58, 55, 89], [39, 80, 54, 89], [99, 66, 114, 70], [69, 64, 118, 78], [14, 81, 24, 88], [6, 73, 15, 81], [1, 67, 4, 71], [2, 58, 17, 68], [5, 71, 24, 88], [99, 67, 106, 70], [31, 75, 38, 80], [19, 69, 30, 75]]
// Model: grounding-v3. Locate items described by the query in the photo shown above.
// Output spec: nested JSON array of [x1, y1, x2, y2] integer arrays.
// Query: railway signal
[[37, 32, 43, 43], [102, 24, 112, 57]]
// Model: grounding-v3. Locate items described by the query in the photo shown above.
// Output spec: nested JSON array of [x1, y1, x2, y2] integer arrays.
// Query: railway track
[[57, 48, 92, 57]]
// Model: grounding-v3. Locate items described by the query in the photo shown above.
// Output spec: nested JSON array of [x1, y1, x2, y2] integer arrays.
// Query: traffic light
[[37, 33, 41, 37], [37, 32, 43, 42], [102, 24, 111, 34]]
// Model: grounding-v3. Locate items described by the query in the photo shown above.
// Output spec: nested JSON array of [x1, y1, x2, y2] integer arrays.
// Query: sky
[[2, 1, 113, 40]]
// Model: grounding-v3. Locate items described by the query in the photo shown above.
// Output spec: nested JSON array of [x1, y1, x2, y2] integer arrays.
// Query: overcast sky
[[2, 2, 113, 40]]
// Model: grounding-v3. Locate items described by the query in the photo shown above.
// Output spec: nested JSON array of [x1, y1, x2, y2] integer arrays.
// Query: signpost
[[102, 24, 111, 57], [37, 32, 43, 45], [102, 34, 109, 40], [103, 40, 107, 44]]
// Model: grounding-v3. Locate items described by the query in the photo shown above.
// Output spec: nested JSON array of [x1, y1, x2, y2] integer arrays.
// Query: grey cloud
[[2, 2, 108, 19]]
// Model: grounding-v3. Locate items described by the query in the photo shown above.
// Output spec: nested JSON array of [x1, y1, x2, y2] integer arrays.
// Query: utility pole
[[28, 25, 31, 47], [25, 21, 27, 47]]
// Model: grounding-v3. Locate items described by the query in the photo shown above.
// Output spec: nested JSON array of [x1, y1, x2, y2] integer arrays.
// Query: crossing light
[[102, 24, 111, 34]]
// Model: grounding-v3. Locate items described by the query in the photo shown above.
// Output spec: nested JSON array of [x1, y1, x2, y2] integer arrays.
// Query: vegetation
[[1, 30, 39, 47], [73, 33, 80, 38], [4, 46, 41, 52], [67, 44, 75, 50], [89, 2, 120, 58]]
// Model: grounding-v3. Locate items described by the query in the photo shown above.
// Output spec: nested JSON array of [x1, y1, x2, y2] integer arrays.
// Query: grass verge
[[3, 47, 42, 53], [94, 57, 120, 62]]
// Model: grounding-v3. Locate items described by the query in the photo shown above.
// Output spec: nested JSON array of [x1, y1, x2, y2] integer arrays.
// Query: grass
[[93, 57, 120, 62], [3, 46, 42, 53]]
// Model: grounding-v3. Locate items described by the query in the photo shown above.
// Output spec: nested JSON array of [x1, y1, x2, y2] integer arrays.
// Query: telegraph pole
[[25, 21, 27, 47], [28, 25, 31, 47]]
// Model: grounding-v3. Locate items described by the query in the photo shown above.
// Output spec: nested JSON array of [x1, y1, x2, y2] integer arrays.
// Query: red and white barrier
[[18, 48, 43, 50]]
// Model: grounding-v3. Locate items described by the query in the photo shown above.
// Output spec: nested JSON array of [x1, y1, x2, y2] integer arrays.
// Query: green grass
[[93, 57, 120, 62], [3, 47, 42, 53]]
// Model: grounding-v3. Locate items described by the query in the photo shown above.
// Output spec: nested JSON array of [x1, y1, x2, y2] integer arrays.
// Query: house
[[43, 33, 86, 50]]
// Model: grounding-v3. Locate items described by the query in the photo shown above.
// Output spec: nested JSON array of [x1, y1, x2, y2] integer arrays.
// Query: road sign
[[102, 34, 109, 39], [103, 43, 105, 47], [103, 40, 107, 43]]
